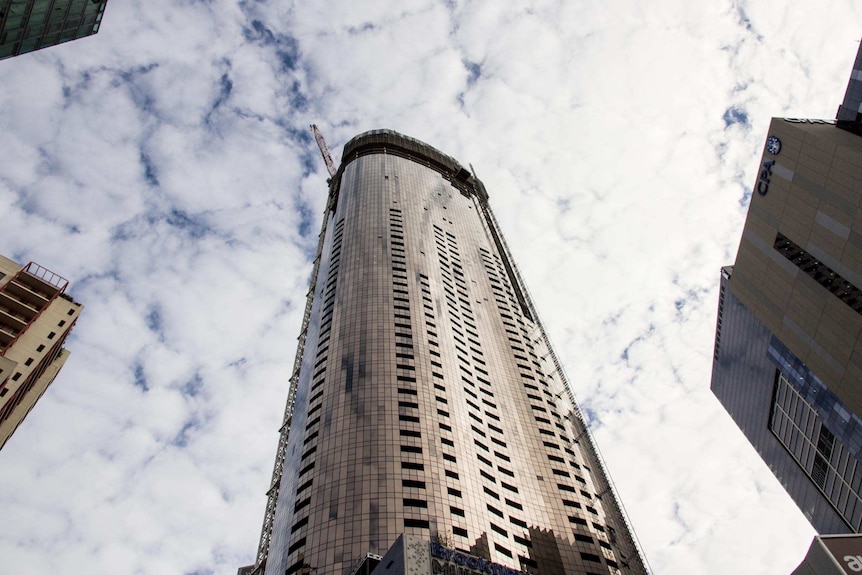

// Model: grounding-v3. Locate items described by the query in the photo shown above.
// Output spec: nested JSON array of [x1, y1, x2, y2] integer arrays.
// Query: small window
[[58, 320, 66, 327], [290, 516, 309, 533], [24, 358, 33, 366], [494, 543, 512, 558], [36, 344, 45, 352], [287, 537, 306, 555], [67, 309, 74, 316], [505, 498, 522, 510], [483, 486, 499, 499], [11, 372, 21, 381], [47, 332, 56, 339]]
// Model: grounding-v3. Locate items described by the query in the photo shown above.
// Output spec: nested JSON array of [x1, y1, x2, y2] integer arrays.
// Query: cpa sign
[[756, 159, 775, 196]]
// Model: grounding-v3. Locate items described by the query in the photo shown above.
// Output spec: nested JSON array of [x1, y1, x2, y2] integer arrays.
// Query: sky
[[0, 1, 860, 574]]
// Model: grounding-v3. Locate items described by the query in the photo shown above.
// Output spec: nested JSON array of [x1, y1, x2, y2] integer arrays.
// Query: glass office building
[[711, 44, 862, 534], [0, 0, 108, 61], [243, 131, 648, 575]]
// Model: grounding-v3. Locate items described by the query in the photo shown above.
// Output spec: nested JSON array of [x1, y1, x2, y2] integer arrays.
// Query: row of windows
[[774, 232, 862, 314], [285, 218, 345, 560], [435, 230, 542, 558], [480, 247, 615, 553], [771, 372, 862, 530]]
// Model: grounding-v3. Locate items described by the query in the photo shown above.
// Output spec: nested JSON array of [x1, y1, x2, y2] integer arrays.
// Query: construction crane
[[310, 124, 337, 178]]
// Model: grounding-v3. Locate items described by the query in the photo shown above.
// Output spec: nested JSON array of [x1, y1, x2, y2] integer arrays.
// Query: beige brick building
[[0, 255, 82, 450]]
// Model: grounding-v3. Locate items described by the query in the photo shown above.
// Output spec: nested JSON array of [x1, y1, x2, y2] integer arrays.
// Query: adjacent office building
[[711, 45, 862, 533], [0, 0, 108, 61], [243, 130, 648, 575], [0, 255, 82, 449]]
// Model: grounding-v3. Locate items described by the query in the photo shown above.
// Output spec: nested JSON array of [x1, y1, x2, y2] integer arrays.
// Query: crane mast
[[310, 124, 337, 178]]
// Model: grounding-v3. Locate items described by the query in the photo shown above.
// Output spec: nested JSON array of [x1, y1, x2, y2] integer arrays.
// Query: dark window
[[290, 516, 309, 533], [505, 498, 522, 510], [287, 537, 306, 555], [501, 482, 519, 493], [494, 544, 512, 558], [774, 231, 862, 314]]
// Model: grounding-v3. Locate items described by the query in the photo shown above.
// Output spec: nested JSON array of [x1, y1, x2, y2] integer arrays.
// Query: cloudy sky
[[0, 1, 860, 574]]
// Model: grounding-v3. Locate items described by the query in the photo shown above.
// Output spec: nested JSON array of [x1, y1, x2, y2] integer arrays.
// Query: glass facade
[[0, 0, 107, 61], [712, 268, 857, 534], [769, 345, 862, 531], [248, 131, 648, 575]]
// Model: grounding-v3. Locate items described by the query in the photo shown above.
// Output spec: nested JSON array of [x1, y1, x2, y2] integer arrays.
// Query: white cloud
[[1, 0, 859, 573]]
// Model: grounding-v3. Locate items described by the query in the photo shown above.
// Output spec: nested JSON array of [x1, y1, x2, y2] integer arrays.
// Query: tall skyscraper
[[711, 44, 862, 533], [0, 0, 108, 62], [244, 130, 648, 575], [0, 255, 82, 450]]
